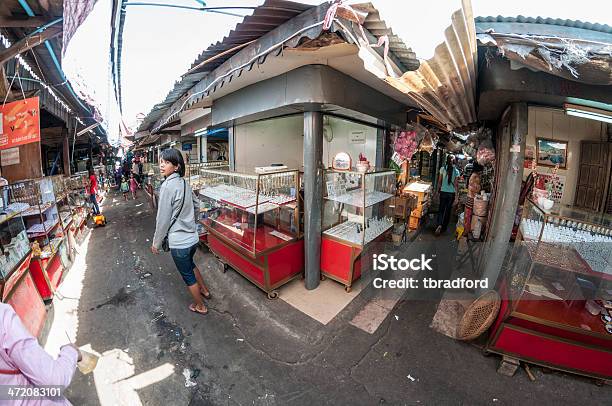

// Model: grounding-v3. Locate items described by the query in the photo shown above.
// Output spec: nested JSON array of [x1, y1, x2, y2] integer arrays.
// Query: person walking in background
[[138, 159, 144, 185], [151, 148, 211, 315], [129, 174, 140, 200], [131, 159, 139, 183], [0, 303, 81, 405], [435, 154, 460, 236], [120, 177, 130, 201], [88, 168, 100, 216]]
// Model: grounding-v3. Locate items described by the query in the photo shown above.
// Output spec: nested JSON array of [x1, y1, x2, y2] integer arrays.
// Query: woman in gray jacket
[[151, 149, 211, 315]]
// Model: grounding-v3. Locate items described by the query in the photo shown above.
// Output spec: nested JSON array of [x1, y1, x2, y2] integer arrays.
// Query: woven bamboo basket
[[456, 290, 501, 341]]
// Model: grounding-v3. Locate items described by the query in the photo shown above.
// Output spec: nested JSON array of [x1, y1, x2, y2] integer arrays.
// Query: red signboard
[[0, 97, 40, 150]]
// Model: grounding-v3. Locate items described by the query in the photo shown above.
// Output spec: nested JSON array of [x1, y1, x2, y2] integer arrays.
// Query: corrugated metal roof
[[475, 16, 612, 35], [386, 2, 478, 129], [358, 3, 419, 71], [138, 0, 313, 132], [1, 0, 104, 137]]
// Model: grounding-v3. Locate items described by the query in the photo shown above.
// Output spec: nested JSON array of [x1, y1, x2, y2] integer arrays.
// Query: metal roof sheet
[[137, 0, 313, 132], [475, 16, 612, 34], [358, 3, 418, 71]]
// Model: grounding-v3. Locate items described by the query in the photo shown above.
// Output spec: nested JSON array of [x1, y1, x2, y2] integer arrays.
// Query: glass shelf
[[322, 168, 396, 247]]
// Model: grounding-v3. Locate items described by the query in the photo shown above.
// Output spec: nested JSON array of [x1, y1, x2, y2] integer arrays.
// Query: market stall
[[321, 168, 396, 291], [5, 178, 67, 300], [0, 199, 46, 336], [487, 198, 612, 379], [199, 168, 303, 298], [64, 174, 89, 242]]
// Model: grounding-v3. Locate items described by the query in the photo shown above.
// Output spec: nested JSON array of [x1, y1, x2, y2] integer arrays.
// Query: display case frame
[[63, 174, 88, 241], [0, 210, 32, 283], [320, 168, 396, 292], [487, 198, 612, 379], [199, 168, 303, 298], [5, 179, 61, 243]]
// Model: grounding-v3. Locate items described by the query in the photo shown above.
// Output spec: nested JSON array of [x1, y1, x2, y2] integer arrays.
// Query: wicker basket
[[456, 290, 501, 341]]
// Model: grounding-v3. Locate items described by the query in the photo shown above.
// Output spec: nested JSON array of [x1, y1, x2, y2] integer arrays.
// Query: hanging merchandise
[[462, 143, 477, 158], [419, 131, 435, 154], [446, 139, 463, 153], [476, 138, 495, 165], [394, 130, 418, 161]]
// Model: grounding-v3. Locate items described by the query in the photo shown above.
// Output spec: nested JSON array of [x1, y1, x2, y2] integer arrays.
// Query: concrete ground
[[43, 190, 610, 405]]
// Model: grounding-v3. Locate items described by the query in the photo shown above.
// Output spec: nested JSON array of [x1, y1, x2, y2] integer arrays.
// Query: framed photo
[[536, 138, 568, 169]]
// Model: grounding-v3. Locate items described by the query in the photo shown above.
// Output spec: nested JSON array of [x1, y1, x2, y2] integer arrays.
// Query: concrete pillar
[[479, 102, 527, 292], [303, 108, 324, 290], [228, 125, 235, 171], [201, 135, 208, 163]]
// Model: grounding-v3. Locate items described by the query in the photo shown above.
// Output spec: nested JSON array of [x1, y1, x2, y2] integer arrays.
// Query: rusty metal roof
[[138, 0, 314, 132], [475, 16, 612, 35], [358, 3, 419, 71]]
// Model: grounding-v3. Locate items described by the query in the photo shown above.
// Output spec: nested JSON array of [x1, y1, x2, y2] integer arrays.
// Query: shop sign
[[349, 130, 366, 144], [0, 147, 19, 166], [182, 143, 193, 151], [0, 97, 40, 150]]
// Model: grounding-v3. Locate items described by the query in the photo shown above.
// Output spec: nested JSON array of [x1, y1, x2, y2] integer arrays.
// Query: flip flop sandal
[[189, 303, 208, 315], [201, 291, 212, 300]]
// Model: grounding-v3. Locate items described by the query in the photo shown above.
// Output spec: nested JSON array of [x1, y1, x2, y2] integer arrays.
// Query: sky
[[65, 0, 612, 135]]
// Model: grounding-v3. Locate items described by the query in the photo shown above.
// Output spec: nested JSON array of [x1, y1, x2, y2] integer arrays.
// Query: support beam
[[303, 108, 323, 290], [228, 125, 235, 171], [0, 16, 55, 28], [62, 127, 70, 176], [479, 103, 527, 292], [0, 26, 61, 65]]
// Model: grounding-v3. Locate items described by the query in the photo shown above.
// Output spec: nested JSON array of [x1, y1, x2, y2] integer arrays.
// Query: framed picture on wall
[[536, 138, 568, 169]]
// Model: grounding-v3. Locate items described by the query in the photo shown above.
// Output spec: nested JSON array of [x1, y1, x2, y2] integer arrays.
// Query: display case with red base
[[199, 168, 303, 298], [320, 231, 391, 292], [2, 253, 47, 337], [320, 169, 396, 292], [29, 238, 66, 301], [487, 200, 612, 380]]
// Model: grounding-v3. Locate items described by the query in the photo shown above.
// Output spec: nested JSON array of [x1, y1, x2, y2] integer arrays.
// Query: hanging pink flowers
[[393, 130, 418, 161]]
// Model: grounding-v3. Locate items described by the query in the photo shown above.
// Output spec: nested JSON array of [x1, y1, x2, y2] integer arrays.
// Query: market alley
[[40, 192, 610, 405]]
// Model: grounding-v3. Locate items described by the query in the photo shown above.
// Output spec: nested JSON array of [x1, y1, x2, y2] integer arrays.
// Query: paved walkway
[[41, 191, 610, 405]]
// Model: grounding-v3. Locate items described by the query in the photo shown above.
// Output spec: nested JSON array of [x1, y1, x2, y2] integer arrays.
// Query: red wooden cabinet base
[[29, 240, 65, 301], [320, 230, 391, 293], [2, 253, 47, 337], [487, 282, 612, 380], [207, 232, 304, 299]]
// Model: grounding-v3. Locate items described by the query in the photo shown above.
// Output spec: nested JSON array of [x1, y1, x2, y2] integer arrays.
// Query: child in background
[[120, 176, 129, 200], [129, 173, 140, 199]]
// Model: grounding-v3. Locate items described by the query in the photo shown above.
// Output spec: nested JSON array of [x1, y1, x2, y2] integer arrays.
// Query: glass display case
[[186, 161, 229, 191], [49, 175, 72, 229], [487, 199, 612, 379], [0, 211, 31, 280], [199, 168, 303, 298], [5, 179, 60, 243], [321, 169, 396, 291], [322, 169, 395, 247], [199, 168, 300, 254]]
